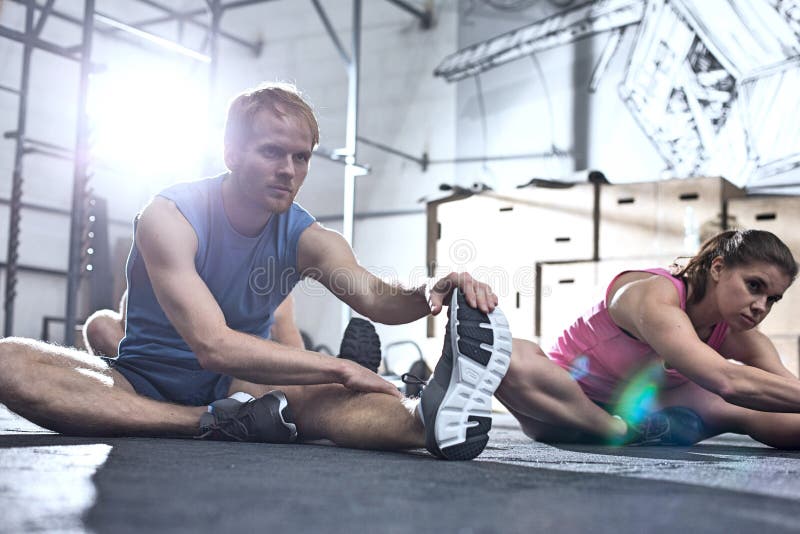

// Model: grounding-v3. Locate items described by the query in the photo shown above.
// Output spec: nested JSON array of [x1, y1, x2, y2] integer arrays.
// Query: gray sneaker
[[420, 290, 512, 460], [196, 391, 298, 443]]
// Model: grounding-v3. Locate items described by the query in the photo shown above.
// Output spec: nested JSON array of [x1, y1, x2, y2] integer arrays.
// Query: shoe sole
[[338, 318, 382, 373], [272, 390, 298, 442], [428, 291, 511, 460]]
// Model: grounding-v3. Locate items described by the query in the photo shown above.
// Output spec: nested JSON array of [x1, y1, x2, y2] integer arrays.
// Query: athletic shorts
[[105, 355, 233, 406]]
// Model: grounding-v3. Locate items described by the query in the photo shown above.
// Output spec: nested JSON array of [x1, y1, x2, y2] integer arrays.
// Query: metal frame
[[63, 0, 96, 346], [11, 0, 262, 56], [433, 0, 643, 82], [3, 0, 35, 337], [0, 0, 432, 342]]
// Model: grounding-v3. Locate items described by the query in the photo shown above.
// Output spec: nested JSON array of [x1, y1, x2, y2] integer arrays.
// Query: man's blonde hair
[[224, 82, 319, 151]]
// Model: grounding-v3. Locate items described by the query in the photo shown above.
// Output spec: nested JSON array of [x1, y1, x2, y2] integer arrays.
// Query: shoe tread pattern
[[435, 291, 512, 461], [338, 318, 382, 373], [455, 293, 493, 366]]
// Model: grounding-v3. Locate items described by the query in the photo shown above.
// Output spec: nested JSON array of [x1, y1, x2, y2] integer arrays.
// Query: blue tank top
[[117, 174, 315, 374]]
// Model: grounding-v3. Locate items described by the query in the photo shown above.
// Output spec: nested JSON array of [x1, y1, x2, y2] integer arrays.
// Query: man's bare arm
[[297, 223, 498, 324]]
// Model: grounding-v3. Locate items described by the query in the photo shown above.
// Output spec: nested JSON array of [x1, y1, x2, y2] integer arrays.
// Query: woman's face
[[710, 258, 792, 331]]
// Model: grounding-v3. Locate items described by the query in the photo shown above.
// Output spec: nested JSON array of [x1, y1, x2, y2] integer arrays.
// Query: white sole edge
[[434, 299, 512, 450], [275, 391, 298, 441]]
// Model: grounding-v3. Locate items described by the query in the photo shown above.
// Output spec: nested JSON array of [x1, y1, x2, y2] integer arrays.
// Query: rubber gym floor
[[2, 406, 799, 533]]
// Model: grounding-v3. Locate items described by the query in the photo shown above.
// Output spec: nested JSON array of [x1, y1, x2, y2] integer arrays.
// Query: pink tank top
[[549, 268, 729, 403]]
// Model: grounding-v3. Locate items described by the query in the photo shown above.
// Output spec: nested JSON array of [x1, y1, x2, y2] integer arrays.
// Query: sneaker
[[196, 391, 298, 443], [338, 317, 382, 373], [420, 289, 512, 460], [624, 407, 704, 446]]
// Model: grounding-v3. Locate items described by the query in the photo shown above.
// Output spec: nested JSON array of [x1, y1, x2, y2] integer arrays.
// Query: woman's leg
[[495, 339, 626, 442], [659, 380, 800, 449], [499, 398, 598, 444]]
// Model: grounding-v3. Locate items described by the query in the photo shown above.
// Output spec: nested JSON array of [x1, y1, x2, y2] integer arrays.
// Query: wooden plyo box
[[727, 196, 800, 253], [599, 177, 742, 259], [655, 176, 744, 252], [599, 181, 658, 259], [428, 186, 596, 340]]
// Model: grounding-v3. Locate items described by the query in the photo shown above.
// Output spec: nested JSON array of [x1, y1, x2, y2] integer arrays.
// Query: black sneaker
[[402, 359, 432, 398], [196, 391, 298, 443], [338, 317, 382, 373], [625, 407, 704, 446], [420, 289, 512, 460]]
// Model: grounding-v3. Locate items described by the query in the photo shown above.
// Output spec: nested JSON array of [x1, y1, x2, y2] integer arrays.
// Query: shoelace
[[205, 403, 257, 442], [631, 413, 670, 445], [401, 373, 428, 386], [642, 414, 670, 438]]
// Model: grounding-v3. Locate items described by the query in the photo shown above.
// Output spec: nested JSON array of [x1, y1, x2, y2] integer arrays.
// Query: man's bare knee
[[84, 310, 124, 356], [84, 310, 122, 339]]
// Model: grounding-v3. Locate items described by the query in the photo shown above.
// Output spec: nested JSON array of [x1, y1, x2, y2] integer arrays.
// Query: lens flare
[[610, 361, 666, 426], [568, 354, 590, 380], [87, 58, 212, 183]]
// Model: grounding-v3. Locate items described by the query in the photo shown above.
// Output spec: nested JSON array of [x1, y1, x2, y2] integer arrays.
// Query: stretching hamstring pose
[[496, 229, 800, 448]]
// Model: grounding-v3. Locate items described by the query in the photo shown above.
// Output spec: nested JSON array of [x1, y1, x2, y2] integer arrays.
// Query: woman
[[496, 229, 800, 448]]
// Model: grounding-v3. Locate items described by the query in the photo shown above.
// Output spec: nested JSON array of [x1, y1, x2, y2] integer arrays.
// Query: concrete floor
[[2, 406, 800, 533]]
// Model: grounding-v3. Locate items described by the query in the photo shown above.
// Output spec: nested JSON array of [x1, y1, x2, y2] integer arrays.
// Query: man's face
[[226, 108, 313, 214]]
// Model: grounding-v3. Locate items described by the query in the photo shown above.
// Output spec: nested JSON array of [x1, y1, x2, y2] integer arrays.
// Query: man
[[0, 82, 511, 460]]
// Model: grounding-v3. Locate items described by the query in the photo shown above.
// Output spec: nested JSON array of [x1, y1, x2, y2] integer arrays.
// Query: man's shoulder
[[278, 202, 316, 235], [159, 174, 222, 202], [285, 201, 314, 220]]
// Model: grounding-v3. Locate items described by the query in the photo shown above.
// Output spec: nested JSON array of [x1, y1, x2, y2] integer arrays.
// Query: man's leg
[[84, 291, 127, 356], [228, 378, 424, 450], [0, 337, 204, 436], [83, 309, 124, 356]]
